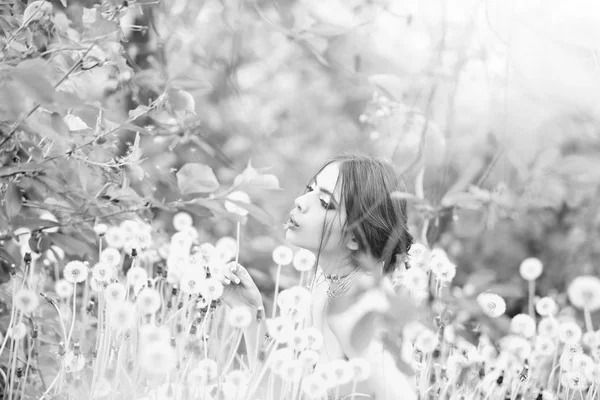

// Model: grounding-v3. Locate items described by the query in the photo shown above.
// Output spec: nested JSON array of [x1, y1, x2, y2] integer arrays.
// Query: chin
[[285, 229, 317, 252]]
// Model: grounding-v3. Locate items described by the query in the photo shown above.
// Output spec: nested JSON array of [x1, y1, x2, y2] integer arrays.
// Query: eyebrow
[[314, 177, 339, 205]]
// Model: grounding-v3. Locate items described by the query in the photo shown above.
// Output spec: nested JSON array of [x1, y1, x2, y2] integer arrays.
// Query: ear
[[346, 236, 359, 251]]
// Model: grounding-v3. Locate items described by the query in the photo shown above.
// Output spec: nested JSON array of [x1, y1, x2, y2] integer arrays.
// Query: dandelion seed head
[[519, 257, 543, 281], [55, 279, 74, 298], [63, 261, 89, 283], [109, 301, 136, 328], [9, 322, 28, 339], [476, 292, 506, 318], [199, 278, 223, 301], [100, 247, 121, 267], [139, 345, 176, 375], [510, 314, 536, 338], [136, 288, 161, 314], [536, 297, 558, 317], [292, 249, 316, 272], [414, 329, 439, 353], [92, 262, 114, 282], [568, 276, 600, 312], [139, 325, 170, 344], [348, 357, 371, 381], [104, 282, 126, 303], [14, 288, 39, 314], [172, 212, 193, 232], [298, 349, 320, 369], [64, 352, 85, 372], [170, 231, 194, 254], [272, 245, 293, 266], [538, 317, 560, 338], [105, 226, 126, 249], [559, 321, 583, 344], [302, 373, 328, 399], [226, 306, 252, 328], [126, 266, 148, 287], [215, 236, 237, 263], [188, 358, 218, 386]]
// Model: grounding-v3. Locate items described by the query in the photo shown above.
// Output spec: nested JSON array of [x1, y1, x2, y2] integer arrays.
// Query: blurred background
[[4, 0, 600, 317]]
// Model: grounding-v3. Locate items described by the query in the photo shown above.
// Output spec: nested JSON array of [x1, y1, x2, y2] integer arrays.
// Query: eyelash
[[305, 185, 336, 210]]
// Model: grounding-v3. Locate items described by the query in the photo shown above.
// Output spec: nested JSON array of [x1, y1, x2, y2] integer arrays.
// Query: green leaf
[[85, 18, 120, 40], [5, 182, 22, 219], [13, 59, 55, 105], [222, 199, 274, 226], [176, 163, 219, 195], [49, 232, 96, 258], [441, 192, 482, 210]]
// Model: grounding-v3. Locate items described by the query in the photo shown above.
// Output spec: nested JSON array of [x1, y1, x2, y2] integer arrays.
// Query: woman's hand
[[220, 261, 264, 311]]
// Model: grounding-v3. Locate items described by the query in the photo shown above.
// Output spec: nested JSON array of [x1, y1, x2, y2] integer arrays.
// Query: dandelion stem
[[528, 280, 535, 318], [584, 305, 594, 332], [222, 329, 244, 374], [235, 221, 241, 263], [66, 282, 78, 346], [272, 263, 282, 319], [0, 280, 18, 359]]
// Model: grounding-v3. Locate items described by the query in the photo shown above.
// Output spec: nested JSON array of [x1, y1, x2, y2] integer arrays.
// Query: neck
[[316, 251, 356, 277]]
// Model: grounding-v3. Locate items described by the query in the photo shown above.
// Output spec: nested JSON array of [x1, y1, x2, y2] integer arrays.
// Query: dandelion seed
[[226, 306, 252, 328], [561, 371, 589, 390], [136, 288, 161, 315], [539, 390, 556, 400], [559, 322, 583, 344], [270, 348, 295, 376], [584, 363, 600, 383], [199, 278, 223, 301], [172, 212, 193, 232], [120, 220, 142, 238], [302, 373, 328, 398], [277, 286, 311, 315], [93, 224, 108, 236], [287, 330, 309, 351], [534, 336, 556, 356], [535, 297, 558, 317], [279, 359, 304, 381], [192, 243, 216, 266], [139, 325, 170, 344], [292, 249, 316, 272], [170, 231, 194, 253], [298, 349, 320, 369], [215, 236, 237, 263], [14, 288, 39, 314], [510, 314, 536, 338], [55, 279, 74, 298], [573, 353, 594, 373], [348, 357, 371, 381], [64, 352, 85, 372], [538, 317, 560, 338], [105, 226, 126, 249], [92, 262, 113, 282], [272, 245, 294, 265], [582, 331, 597, 347], [435, 261, 456, 283], [188, 358, 218, 386], [100, 247, 122, 267], [414, 329, 439, 353], [132, 230, 152, 250], [126, 266, 148, 287], [408, 243, 428, 261], [108, 301, 136, 328], [402, 267, 429, 291], [104, 282, 126, 303], [303, 327, 324, 351], [63, 261, 89, 283], [223, 369, 249, 399], [139, 345, 176, 375], [9, 322, 28, 339], [477, 292, 506, 318], [519, 257, 543, 281], [266, 317, 295, 342], [568, 276, 600, 312]]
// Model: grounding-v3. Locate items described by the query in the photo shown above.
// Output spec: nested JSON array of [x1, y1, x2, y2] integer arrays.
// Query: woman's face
[[285, 162, 347, 254]]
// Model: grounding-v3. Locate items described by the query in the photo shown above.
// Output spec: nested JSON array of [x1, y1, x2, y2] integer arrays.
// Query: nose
[[294, 194, 307, 213]]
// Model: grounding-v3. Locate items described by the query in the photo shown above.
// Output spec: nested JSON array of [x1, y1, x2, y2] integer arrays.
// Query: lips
[[284, 214, 300, 229]]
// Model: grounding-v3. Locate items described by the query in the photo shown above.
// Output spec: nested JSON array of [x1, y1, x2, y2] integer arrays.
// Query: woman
[[221, 154, 417, 399]]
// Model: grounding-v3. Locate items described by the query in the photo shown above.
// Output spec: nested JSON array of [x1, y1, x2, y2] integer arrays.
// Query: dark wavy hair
[[311, 154, 413, 275]]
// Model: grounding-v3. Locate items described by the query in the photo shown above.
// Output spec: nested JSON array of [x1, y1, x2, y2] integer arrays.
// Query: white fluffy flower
[[538, 317, 560, 338], [172, 212, 193, 232], [272, 245, 294, 266], [477, 292, 506, 318], [92, 262, 113, 282], [104, 282, 127, 303], [519, 257, 543, 281], [63, 261, 89, 283], [292, 249, 316, 272], [226, 306, 253, 328], [199, 278, 223, 301], [536, 297, 558, 317], [559, 322, 583, 344], [348, 357, 371, 381], [567, 276, 600, 312], [188, 358, 218, 386], [414, 329, 439, 353], [215, 236, 237, 263], [14, 289, 39, 314], [126, 266, 148, 287], [100, 247, 121, 267], [55, 279, 74, 298], [136, 288, 161, 315], [510, 314, 536, 338], [104, 226, 126, 249]]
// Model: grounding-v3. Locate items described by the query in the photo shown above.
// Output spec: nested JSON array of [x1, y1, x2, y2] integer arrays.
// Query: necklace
[[325, 267, 363, 299]]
